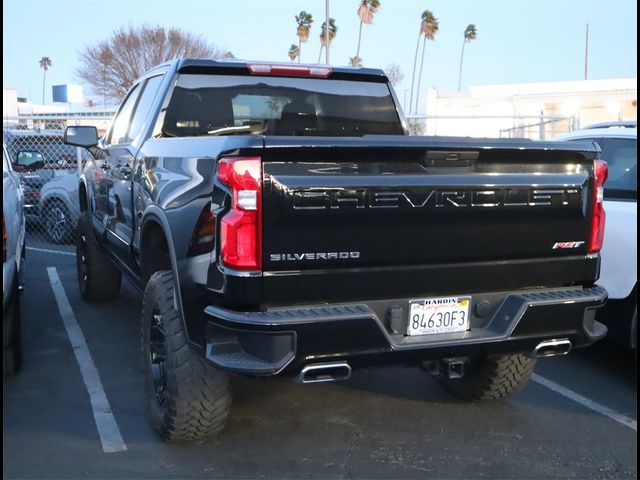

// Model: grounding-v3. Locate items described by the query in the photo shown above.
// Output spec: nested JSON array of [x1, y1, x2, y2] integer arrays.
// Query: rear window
[[158, 74, 403, 137]]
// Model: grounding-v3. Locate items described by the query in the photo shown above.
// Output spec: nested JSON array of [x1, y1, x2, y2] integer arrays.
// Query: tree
[[288, 44, 300, 62], [413, 10, 439, 114], [409, 10, 439, 115], [76, 24, 225, 103], [349, 56, 363, 67], [318, 18, 337, 63], [295, 11, 314, 63], [98, 49, 112, 109], [352, 0, 380, 66], [458, 24, 477, 91], [39, 56, 52, 104], [384, 63, 404, 86]]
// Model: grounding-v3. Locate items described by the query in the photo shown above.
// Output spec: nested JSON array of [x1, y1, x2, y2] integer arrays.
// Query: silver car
[[40, 172, 80, 244], [3, 141, 26, 376]]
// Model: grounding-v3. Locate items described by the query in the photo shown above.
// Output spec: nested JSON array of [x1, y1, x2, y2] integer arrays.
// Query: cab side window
[[128, 75, 165, 142]]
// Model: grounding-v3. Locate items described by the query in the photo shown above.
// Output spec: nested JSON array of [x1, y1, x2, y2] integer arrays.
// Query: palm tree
[[457, 24, 477, 91], [412, 10, 439, 114], [318, 18, 337, 64], [288, 44, 300, 62], [349, 56, 363, 67], [39, 56, 52, 104], [353, 0, 381, 66], [408, 14, 422, 116], [295, 11, 313, 63]]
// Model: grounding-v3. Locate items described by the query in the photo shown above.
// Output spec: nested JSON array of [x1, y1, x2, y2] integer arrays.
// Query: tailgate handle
[[425, 150, 478, 167]]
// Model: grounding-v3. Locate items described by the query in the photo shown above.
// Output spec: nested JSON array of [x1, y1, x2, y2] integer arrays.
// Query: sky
[[2, 0, 638, 113]]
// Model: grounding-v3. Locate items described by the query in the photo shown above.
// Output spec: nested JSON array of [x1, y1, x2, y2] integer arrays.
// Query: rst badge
[[552, 241, 585, 249]]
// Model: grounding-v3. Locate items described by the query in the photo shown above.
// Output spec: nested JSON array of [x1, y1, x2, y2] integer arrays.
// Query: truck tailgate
[[260, 136, 599, 303]]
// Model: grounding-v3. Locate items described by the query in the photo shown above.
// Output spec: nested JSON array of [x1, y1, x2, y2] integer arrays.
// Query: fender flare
[[139, 206, 186, 333], [78, 177, 91, 213]]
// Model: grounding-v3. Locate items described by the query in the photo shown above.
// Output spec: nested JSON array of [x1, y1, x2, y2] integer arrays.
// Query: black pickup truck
[[64, 59, 608, 442]]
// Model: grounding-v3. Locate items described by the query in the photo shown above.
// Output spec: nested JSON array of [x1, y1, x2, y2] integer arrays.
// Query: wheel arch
[[41, 192, 69, 209], [139, 207, 187, 337], [78, 181, 88, 213]]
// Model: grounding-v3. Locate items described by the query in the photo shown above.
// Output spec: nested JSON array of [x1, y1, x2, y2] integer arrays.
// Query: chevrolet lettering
[[291, 186, 583, 210]]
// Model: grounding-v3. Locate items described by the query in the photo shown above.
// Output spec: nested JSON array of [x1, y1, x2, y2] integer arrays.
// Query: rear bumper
[[203, 286, 608, 376]]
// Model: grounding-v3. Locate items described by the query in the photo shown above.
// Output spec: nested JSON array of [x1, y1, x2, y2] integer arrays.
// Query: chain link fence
[[3, 114, 114, 254], [405, 114, 576, 139]]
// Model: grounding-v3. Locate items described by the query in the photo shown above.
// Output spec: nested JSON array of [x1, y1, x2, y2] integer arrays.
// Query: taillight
[[588, 159, 608, 253], [217, 157, 262, 270], [3, 215, 7, 263]]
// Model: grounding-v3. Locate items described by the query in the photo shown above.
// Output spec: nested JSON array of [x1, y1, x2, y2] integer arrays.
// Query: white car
[[3, 141, 26, 375], [555, 122, 637, 349]]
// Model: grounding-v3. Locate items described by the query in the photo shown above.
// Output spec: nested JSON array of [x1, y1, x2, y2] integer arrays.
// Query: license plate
[[407, 296, 471, 336]]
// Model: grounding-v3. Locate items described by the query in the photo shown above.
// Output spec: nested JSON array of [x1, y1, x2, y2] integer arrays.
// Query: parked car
[[39, 173, 80, 244], [6, 148, 47, 223], [65, 59, 608, 442], [3, 128, 83, 242], [555, 122, 637, 349], [3, 141, 26, 376]]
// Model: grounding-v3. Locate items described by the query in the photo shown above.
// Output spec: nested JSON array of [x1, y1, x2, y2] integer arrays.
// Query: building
[[3, 88, 115, 134], [422, 78, 637, 139], [3, 88, 19, 117]]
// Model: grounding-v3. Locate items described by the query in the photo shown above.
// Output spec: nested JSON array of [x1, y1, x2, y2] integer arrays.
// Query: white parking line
[[27, 246, 75, 256], [46, 267, 127, 453], [532, 373, 637, 432]]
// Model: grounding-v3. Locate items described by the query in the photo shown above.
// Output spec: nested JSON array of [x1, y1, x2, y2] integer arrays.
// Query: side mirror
[[15, 151, 45, 171], [64, 126, 99, 148]]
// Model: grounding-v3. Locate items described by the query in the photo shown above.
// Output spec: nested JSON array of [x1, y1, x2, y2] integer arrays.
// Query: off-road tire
[[441, 353, 536, 401], [76, 211, 121, 302], [141, 271, 231, 442], [3, 282, 23, 377]]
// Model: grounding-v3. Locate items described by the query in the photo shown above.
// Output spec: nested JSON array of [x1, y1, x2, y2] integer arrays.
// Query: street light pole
[[325, 0, 330, 64], [584, 23, 589, 80]]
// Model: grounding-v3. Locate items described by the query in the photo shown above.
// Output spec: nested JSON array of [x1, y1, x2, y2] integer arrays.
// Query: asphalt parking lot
[[3, 247, 637, 479]]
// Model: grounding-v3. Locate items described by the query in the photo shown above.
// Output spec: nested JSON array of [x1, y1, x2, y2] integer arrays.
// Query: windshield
[[159, 74, 404, 137]]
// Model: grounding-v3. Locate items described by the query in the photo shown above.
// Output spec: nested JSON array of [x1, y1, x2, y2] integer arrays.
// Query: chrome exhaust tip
[[298, 362, 352, 384], [533, 339, 572, 358]]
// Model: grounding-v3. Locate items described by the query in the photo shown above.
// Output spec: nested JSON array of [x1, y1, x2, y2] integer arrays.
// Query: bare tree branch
[[76, 24, 225, 104]]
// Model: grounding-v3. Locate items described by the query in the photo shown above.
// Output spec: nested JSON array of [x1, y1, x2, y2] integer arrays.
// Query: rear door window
[[128, 75, 165, 142], [108, 84, 141, 145]]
